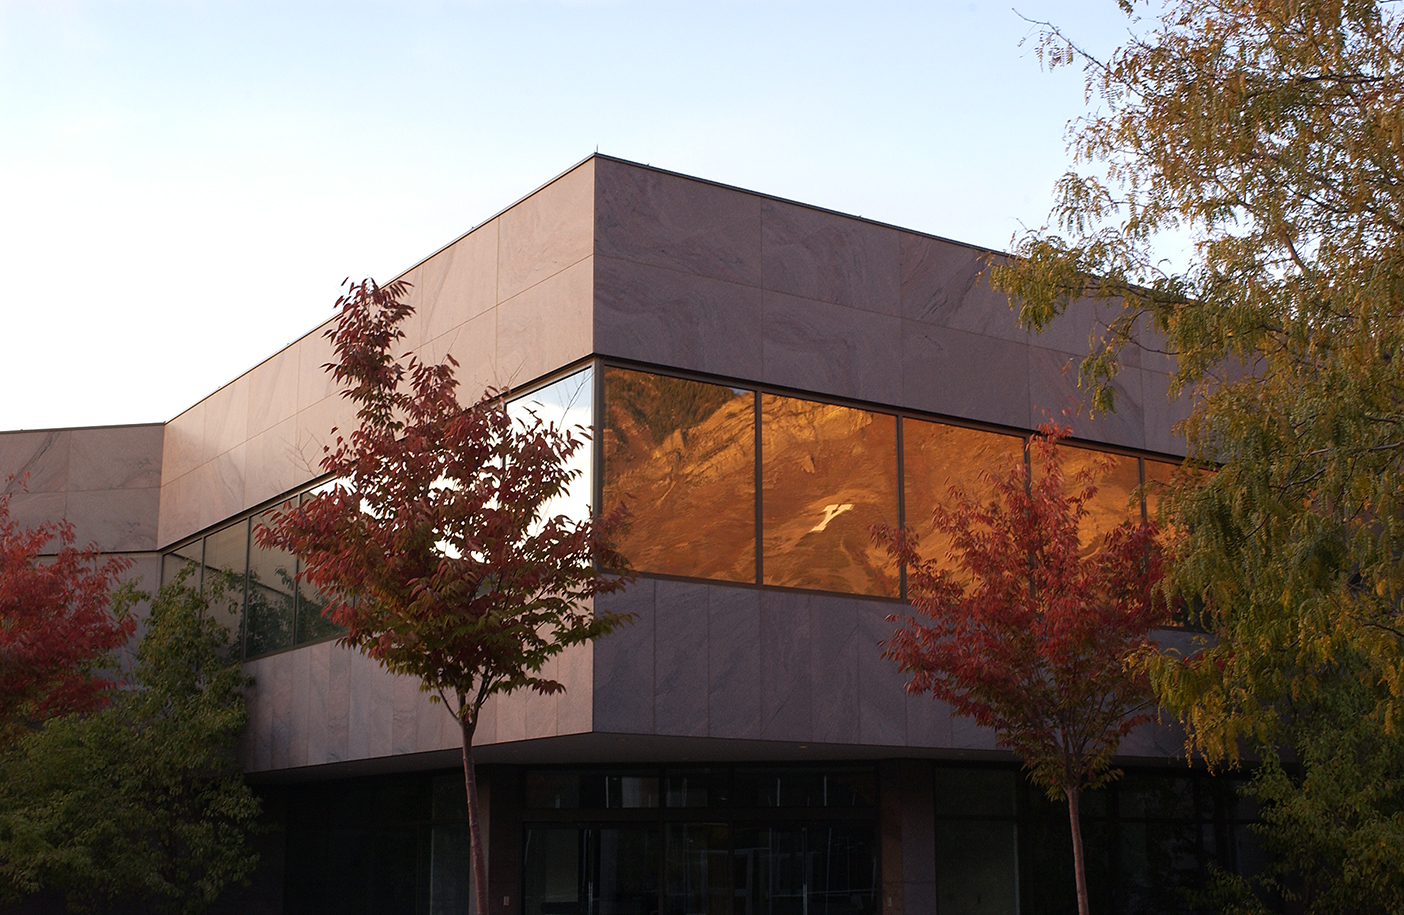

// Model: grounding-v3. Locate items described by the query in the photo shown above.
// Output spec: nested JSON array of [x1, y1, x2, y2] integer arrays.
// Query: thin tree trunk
[[461, 713, 489, 915], [1067, 784, 1090, 915]]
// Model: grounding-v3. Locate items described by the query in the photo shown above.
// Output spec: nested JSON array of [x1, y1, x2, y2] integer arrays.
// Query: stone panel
[[295, 322, 339, 412], [65, 488, 160, 552], [857, 604, 907, 747], [201, 379, 249, 464], [494, 257, 594, 390], [69, 425, 162, 492], [707, 587, 762, 739], [1142, 371, 1192, 458], [497, 160, 595, 303], [653, 580, 710, 738], [761, 291, 902, 405], [762, 199, 900, 315], [162, 405, 204, 486], [595, 159, 763, 286], [808, 594, 860, 743], [593, 580, 656, 733], [0, 430, 70, 495], [759, 590, 811, 742], [593, 255, 763, 381], [418, 220, 499, 345], [1027, 346, 1147, 450], [3, 491, 66, 537], [900, 235, 1021, 341], [246, 347, 300, 439], [901, 321, 1030, 429]]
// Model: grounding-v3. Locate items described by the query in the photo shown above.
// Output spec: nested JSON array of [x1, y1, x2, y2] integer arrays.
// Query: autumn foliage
[[258, 278, 631, 915], [877, 424, 1168, 915], [0, 493, 133, 740]]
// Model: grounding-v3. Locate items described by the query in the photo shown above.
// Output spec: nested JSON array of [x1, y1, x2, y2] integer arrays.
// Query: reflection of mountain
[[603, 370, 756, 582], [760, 396, 898, 597]]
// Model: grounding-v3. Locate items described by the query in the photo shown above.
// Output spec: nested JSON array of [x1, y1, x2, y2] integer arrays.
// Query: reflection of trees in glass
[[604, 368, 756, 582], [243, 566, 295, 658], [761, 396, 898, 597]]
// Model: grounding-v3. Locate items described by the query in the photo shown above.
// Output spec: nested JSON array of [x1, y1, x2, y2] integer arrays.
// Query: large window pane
[[246, 508, 296, 657], [295, 483, 348, 645], [1040, 446, 1142, 556], [936, 820, 1019, 915], [665, 824, 729, 915], [202, 520, 248, 646], [734, 825, 878, 915], [761, 396, 898, 596], [602, 368, 756, 583], [162, 540, 202, 589], [902, 420, 1025, 571], [523, 827, 660, 915], [509, 366, 594, 527]]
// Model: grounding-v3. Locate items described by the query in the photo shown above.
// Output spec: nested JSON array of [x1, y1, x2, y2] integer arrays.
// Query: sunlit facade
[[0, 156, 1256, 915]]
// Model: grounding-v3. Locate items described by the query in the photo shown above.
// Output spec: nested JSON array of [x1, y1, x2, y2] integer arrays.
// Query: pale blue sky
[[0, 1, 1141, 430]]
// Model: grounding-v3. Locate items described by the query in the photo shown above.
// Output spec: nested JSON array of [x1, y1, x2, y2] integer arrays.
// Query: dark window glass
[[933, 768, 1016, 818], [524, 771, 659, 810], [732, 769, 876, 809], [602, 368, 756, 583], [935, 820, 1018, 915], [161, 540, 202, 589], [523, 827, 660, 915], [734, 825, 878, 915], [245, 508, 296, 657], [202, 520, 248, 646], [665, 770, 729, 809], [761, 396, 899, 596], [902, 420, 1025, 571], [665, 823, 729, 915]]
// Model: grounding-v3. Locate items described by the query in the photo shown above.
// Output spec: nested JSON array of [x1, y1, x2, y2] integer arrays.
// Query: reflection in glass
[[603, 368, 755, 582], [523, 827, 660, 915], [903, 421, 1025, 571], [665, 824, 729, 915], [933, 768, 1017, 818], [295, 488, 346, 646], [509, 366, 595, 527], [246, 508, 296, 656], [1043, 447, 1142, 556], [162, 540, 202, 588], [936, 820, 1019, 915], [761, 396, 899, 596], [202, 520, 248, 643], [734, 825, 878, 915]]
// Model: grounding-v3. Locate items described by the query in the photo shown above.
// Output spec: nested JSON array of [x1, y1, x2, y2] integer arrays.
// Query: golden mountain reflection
[[603, 368, 756, 582], [761, 395, 899, 597], [1038, 445, 1143, 556], [903, 420, 1025, 571]]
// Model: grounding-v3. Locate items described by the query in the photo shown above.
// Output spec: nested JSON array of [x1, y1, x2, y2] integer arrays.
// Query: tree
[[0, 492, 134, 743], [988, 1, 1404, 907], [876, 426, 1168, 915], [0, 576, 261, 913], [258, 278, 632, 915]]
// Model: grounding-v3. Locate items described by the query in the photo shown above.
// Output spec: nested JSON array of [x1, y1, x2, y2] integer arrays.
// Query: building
[[0, 156, 1257, 915]]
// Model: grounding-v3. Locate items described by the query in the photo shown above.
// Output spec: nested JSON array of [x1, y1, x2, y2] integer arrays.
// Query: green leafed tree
[[989, 1, 1404, 909], [258, 278, 633, 915], [0, 576, 261, 914]]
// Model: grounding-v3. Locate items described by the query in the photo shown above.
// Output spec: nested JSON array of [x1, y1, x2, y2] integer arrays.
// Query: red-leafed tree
[[876, 425, 1168, 915], [258, 279, 632, 915], [0, 494, 134, 742]]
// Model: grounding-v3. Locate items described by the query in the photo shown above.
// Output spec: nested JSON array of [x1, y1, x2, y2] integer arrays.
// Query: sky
[[0, 0, 1146, 431]]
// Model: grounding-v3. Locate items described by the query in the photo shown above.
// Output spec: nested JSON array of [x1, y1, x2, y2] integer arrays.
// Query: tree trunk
[[461, 713, 489, 915], [1066, 784, 1090, 915]]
